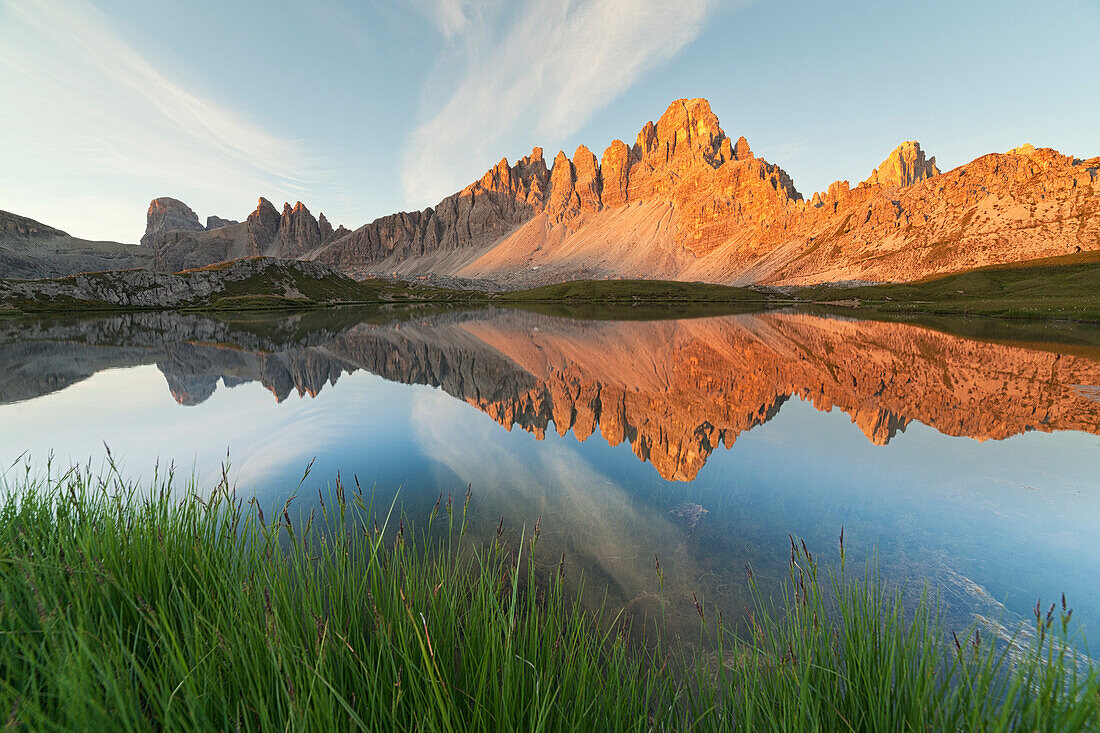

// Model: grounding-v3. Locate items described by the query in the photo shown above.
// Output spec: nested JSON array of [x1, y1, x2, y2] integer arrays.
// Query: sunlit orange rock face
[[312, 98, 1099, 287]]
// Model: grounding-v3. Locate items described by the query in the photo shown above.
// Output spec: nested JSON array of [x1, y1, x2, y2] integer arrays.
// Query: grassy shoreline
[[795, 250, 1100, 322], [1, 468, 1096, 730], [2, 250, 1097, 322], [423, 253, 1100, 325]]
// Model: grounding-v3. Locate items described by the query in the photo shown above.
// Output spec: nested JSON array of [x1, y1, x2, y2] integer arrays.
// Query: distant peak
[[141, 197, 202, 247], [631, 97, 732, 168], [661, 97, 716, 122], [655, 98, 723, 143], [205, 215, 238, 230], [863, 141, 939, 188]]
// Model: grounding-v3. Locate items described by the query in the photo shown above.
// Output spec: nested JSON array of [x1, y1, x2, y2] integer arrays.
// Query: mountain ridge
[[3, 97, 1097, 286]]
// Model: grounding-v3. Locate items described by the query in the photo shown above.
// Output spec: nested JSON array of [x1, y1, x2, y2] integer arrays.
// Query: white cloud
[[0, 0, 318, 241], [401, 0, 735, 206]]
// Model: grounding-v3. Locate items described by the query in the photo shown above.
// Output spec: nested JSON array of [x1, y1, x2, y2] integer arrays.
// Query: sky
[[1, 0, 1097, 243]]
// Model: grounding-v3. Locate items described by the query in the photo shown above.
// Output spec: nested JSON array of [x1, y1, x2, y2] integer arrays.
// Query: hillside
[[0, 210, 151, 278], [799, 250, 1100, 320]]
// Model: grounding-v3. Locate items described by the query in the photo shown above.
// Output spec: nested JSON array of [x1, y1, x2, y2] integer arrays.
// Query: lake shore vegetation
[[1, 466, 1097, 730]]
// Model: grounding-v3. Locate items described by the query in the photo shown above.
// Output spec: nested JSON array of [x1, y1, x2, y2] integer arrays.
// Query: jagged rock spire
[[863, 141, 939, 188]]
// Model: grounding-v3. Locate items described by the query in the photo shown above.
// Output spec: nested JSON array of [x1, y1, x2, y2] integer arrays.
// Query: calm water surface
[[1, 306, 1098, 640]]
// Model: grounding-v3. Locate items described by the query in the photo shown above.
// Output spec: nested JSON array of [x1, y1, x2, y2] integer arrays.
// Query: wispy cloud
[[0, 0, 318, 241], [401, 0, 733, 205], [407, 0, 474, 39], [757, 139, 811, 163]]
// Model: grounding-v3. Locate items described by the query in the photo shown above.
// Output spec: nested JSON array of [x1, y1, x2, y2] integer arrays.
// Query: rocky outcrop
[[863, 141, 939, 189], [599, 140, 631, 208], [734, 136, 752, 160], [0, 258, 359, 309], [141, 197, 204, 248]]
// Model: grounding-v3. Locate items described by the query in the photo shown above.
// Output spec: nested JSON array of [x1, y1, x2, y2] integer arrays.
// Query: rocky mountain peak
[[254, 197, 278, 215], [276, 200, 325, 258], [572, 145, 602, 213], [650, 98, 728, 166], [1007, 143, 1038, 157], [246, 198, 282, 255], [318, 213, 334, 242], [734, 135, 753, 160], [546, 150, 580, 223], [141, 197, 203, 247], [600, 139, 631, 208], [863, 141, 940, 189]]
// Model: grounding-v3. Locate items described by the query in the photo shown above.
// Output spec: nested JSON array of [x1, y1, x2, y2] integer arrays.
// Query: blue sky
[[1, 0, 1097, 243]]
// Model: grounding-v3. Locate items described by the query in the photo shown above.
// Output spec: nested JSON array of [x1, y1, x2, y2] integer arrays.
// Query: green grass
[[799, 250, 1100, 322], [1, 466, 1096, 731], [497, 278, 773, 305], [502, 300, 772, 321]]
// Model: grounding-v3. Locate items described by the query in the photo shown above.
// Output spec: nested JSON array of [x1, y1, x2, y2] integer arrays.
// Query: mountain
[[310, 98, 1099, 286], [144, 197, 349, 272], [0, 209, 151, 278], [2, 97, 1096, 286]]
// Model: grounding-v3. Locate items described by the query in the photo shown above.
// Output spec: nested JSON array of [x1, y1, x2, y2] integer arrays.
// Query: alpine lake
[[1, 303, 1098, 645]]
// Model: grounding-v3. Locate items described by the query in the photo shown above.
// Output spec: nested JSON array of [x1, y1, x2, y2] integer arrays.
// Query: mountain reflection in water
[[3, 308, 1097, 482]]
